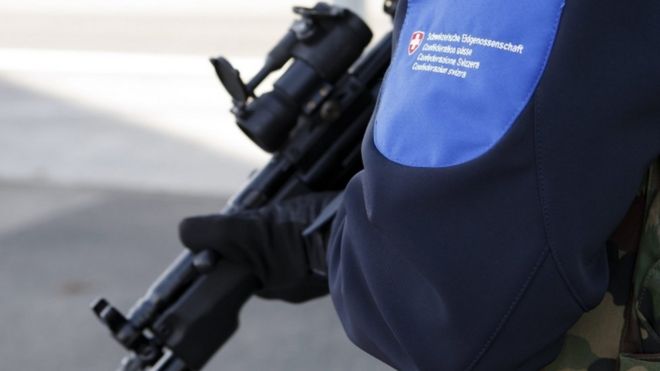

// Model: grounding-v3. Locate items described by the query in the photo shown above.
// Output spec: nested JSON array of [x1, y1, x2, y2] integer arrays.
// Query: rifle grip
[[152, 261, 259, 370]]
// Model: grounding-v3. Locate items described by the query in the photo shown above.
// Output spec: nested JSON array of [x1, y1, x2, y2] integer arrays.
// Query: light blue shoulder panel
[[374, 0, 565, 168]]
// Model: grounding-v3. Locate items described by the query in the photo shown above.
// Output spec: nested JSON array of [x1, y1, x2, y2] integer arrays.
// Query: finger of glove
[[178, 214, 266, 268]]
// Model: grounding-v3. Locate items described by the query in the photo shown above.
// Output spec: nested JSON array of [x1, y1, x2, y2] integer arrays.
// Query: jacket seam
[[532, 93, 589, 311], [465, 248, 551, 371]]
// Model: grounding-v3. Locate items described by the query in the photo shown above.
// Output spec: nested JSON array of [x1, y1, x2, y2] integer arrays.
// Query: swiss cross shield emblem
[[408, 31, 425, 55]]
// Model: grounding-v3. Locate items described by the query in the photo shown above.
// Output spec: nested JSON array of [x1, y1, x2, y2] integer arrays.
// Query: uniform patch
[[374, 0, 565, 168], [408, 31, 425, 55]]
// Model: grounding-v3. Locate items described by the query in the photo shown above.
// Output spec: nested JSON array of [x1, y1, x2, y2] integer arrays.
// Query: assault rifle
[[92, 2, 396, 370]]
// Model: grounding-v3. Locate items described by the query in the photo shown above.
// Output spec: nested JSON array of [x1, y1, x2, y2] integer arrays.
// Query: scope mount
[[209, 2, 373, 153], [211, 3, 346, 111]]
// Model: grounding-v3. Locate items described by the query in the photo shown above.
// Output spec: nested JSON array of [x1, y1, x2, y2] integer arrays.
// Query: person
[[179, 0, 660, 369]]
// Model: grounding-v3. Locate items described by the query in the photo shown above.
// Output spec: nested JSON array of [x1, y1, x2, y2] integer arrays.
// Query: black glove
[[178, 192, 338, 303]]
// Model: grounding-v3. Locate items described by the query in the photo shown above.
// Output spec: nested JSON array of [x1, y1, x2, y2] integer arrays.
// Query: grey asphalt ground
[[0, 2, 392, 369]]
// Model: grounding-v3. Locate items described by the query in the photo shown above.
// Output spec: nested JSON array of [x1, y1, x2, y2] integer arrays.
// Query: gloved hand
[[178, 192, 338, 303]]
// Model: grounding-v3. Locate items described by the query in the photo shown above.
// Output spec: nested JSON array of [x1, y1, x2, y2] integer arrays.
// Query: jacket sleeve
[[326, 0, 660, 370]]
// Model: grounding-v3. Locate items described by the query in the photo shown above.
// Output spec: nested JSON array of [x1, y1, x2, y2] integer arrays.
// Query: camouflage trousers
[[545, 158, 660, 371]]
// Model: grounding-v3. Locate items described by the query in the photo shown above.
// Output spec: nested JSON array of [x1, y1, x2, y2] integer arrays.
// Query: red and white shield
[[408, 31, 425, 55]]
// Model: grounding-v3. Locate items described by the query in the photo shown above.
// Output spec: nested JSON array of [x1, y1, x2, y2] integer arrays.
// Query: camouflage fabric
[[544, 158, 660, 371]]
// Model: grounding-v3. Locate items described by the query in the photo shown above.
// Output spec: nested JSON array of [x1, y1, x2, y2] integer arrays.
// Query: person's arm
[[326, 0, 660, 370]]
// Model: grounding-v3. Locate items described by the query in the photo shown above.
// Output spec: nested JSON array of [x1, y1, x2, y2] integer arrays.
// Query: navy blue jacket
[[327, 0, 660, 369]]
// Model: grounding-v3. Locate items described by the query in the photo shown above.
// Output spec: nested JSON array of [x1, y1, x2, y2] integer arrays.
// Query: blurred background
[[0, 1, 391, 370]]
